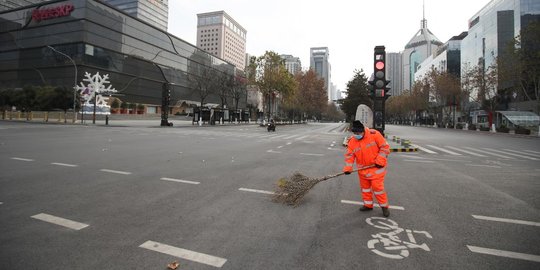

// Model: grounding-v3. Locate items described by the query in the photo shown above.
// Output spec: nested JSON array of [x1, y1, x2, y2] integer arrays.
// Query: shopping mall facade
[[0, 0, 244, 115]]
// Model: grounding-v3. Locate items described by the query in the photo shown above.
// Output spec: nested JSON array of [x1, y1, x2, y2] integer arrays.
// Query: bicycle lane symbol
[[366, 217, 433, 259]]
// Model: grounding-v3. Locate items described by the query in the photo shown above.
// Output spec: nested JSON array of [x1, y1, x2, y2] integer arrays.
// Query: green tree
[[295, 69, 326, 120], [339, 69, 372, 122]]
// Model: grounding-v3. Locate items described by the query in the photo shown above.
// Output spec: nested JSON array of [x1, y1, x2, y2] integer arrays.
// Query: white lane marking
[[404, 159, 434, 163], [463, 147, 515, 159], [277, 145, 283, 149], [300, 153, 324, 156], [466, 164, 501, 168], [31, 213, 89, 230], [398, 154, 426, 159], [412, 144, 437, 154], [503, 149, 540, 158], [11, 157, 34, 161], [266, 150, 282, 153], [286, 142, 292, 145], [482, 148, 538, 160], [0, 202, 3, 205], [296, 135, 309, 140], [523, 149, 540, 155], [445, 146, 487, 157], [160, 178, 200, 185], [472, 215, 540, 227], [238, 188, 276, 195], [139, 240, 227, 268], [340, 200, 405, 210], [467, 245, 540, 263], [100, 169, 132, 175], [51, 162, 78, 167], [426, 145, 462, 155], [284, 135, 298, 139]]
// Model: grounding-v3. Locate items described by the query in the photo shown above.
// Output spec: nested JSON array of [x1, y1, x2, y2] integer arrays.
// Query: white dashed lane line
[[238, 188, 276, 195], [51, 162, 78, 167], [300, 153, 324, 156], [99, 169, 132, 175], [467, 246, 540, 263], [31, 213, 89, 230], [11, 157, 34, 161], [341, 200, 405, 210], [472, 215, 540, 227], [160, 177, 200, 185], [139, 240, 227, 268]]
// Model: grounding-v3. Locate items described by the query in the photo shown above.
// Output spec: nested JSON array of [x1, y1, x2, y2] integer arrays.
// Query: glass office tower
[[0, 0, 239, 107]]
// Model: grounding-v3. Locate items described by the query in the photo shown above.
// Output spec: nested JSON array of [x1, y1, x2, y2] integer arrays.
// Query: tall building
[[101, 0, 168, 31], [310, 47, 331, 101], [402, 15, 443, 92], [280, 54, 302, 75], [197, 11, 247, 70], [461, 0, 540, 111], [415, 32, 467, 81], [386, 52, 403, 96], [0, 0, 45, 11]]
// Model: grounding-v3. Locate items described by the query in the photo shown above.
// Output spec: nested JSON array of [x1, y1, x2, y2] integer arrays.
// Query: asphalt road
[[0, 121, 539, 269]]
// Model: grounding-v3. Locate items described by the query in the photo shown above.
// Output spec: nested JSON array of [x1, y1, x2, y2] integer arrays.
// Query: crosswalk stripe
[[31, 213, 89, 230], [503, 149, 540, 158], [427, 145, 462, 155], [412, 144, 437, 154], [523, 149, 540, 155], [482, 148, 538, 160], [463, 147, 515, 159], [445, 146, 487, 157]]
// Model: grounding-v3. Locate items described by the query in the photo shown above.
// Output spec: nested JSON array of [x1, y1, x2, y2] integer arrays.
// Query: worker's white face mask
[[354, 134, 364, 140]]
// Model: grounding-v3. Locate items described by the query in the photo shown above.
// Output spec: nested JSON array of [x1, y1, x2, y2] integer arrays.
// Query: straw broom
[[272, 165, 375, 206]]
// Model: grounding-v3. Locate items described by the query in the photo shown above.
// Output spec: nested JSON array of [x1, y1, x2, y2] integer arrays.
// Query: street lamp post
[[47, 45, 77, 123]]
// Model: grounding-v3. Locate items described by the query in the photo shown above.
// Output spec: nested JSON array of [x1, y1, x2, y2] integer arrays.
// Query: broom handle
[[318, 165, 376, 181]]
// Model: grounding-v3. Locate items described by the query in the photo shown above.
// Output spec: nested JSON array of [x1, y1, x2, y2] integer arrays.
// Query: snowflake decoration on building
[[74, 71, 117, 107]]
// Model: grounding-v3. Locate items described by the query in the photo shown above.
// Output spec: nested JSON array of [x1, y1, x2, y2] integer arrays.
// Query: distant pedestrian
[[343, 120, 391, 217]]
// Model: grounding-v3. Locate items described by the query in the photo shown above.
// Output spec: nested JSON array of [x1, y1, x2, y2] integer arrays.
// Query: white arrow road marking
[[139, 240, 227, 268], [31, 213, 89, 230], [11, 157, 34, 161], [51, 162, 78, 167], [100, 169, 132, 175], [472, 215, 540, 227], [238, 188, 276, 195], [341, 200, 405, 210], [160, 178, 200, 185], [467, 245, 540, 263]]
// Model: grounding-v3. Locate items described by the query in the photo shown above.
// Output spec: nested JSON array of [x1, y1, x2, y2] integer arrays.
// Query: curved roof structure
[[405, 19, 443, 49]]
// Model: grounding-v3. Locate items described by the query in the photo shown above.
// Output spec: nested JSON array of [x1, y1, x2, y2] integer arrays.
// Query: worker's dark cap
[[351, 120, 364, 132]]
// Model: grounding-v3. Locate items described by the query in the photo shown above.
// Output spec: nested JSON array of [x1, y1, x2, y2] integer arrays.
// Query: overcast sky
[[167, 0, 491, 92]]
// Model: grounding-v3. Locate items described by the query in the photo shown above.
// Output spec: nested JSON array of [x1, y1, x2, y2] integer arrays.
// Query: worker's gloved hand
[[344, 171, 351, 175], [375, 163, 384, 168]]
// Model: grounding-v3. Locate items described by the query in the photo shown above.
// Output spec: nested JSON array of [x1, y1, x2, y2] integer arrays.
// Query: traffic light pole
[[369, 46, 391, 135]]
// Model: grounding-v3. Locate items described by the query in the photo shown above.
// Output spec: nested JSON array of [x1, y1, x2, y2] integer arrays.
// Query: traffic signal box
[[369, 46, 391, 135]]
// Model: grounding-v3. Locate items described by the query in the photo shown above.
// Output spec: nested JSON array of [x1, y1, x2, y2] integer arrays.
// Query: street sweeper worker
[[343, 120, 391, 217]]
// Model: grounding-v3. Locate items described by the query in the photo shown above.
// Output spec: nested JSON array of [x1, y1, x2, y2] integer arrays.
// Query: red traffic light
[[375, 61, 385, 70]]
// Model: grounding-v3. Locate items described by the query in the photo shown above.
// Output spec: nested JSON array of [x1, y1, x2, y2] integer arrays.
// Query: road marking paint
[[160, 177, 200, 185], [445, 146, 487, 157], [472, 215, 540, 227], [341, 200, 405, 210], [300, 153, 324, 156], [286, 142, 292, 145], [277, 145, 283, 149], [523, 149, 540, 155], [412, 144, 437, 154], [296, 135, 309, 140], [266, 150, 282, 153], [139, 240, 227, 268], [399, 155, 426, 159], [467, 245, 540, 263], [31, 213, 88, 230], [463, 147, 515, 159], [238, 188, 276, 195], [404, 159, 434, 163], [11, 157, 34, 161], [426, 145, 462, 155], [51, 162, 78, 167], [465, 164, 501, 168], [100, 169, 132, 175], [0, 202, 3, 205], [503, 149, 540, 158], [482, 148, 538, 160], [284, 135, 298, 139]]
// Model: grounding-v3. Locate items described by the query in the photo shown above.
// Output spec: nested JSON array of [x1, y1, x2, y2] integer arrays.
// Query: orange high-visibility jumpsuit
[[343, 127, 390, 208]]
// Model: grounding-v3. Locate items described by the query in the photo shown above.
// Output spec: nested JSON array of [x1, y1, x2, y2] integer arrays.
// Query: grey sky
[[167, 0, 491, 93]]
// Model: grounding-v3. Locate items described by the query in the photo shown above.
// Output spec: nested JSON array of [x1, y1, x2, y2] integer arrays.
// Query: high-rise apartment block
[[197, 11, 247, 70], [310, 47, 331, 101], [280, 54, 302, 75], [386, 52, 403, 96]]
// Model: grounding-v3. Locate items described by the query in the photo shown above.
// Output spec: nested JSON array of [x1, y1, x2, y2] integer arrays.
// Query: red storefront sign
[[32, 4, 74, 22]]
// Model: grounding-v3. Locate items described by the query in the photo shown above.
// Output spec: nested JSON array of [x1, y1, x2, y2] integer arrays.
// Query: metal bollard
[[105, 115, 109, 125]]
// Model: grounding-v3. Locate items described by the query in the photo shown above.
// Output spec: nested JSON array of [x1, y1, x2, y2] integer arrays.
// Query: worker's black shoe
[[382, 207, 390, 217], [359, 206, 373, 211]]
